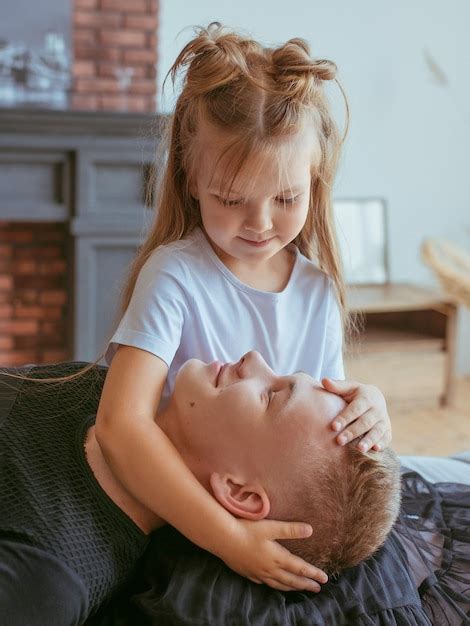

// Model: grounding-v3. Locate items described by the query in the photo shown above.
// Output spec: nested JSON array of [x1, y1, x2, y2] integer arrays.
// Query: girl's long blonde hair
[[0, 22, 350, 384]]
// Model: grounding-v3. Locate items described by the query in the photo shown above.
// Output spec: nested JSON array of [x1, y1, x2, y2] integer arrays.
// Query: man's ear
[[210, 472, 270, 520]]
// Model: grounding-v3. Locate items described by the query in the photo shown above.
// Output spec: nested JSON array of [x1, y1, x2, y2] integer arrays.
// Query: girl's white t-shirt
[[105, 228, 345, 410]]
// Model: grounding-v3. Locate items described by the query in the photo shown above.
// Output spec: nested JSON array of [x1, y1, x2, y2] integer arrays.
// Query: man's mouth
[[215, 363, 226, 387]]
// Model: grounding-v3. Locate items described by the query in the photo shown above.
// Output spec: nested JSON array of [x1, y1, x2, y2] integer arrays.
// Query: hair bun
[[169, 22, 261, 96], [270, 38, 337, 91]]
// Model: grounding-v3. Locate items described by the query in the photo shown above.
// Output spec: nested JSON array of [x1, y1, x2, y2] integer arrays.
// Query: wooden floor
[[383, 375, 470, 456]]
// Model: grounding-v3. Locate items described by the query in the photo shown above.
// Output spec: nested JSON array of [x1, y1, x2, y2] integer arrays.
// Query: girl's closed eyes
[[215, 195, 303, 207]]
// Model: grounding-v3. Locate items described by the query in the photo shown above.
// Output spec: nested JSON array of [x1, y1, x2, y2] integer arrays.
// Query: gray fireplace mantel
[[0, 106, 164, 362], [0, 106, 162, 137]]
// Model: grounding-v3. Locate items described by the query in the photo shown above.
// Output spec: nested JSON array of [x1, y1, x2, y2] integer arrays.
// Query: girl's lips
[[238, 237, 274, 247]]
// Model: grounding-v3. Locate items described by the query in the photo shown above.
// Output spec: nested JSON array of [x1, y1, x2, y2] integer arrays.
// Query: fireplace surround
[[0, 107, 159, 365]]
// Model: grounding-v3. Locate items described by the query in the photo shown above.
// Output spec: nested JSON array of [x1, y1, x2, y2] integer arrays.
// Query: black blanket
[[89, 472, 470, 625]]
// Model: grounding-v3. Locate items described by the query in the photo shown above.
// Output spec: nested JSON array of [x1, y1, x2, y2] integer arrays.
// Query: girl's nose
[[243, 205, 273, 234]]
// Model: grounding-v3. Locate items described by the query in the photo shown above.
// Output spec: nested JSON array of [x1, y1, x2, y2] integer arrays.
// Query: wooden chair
[[421, 238, 470, 309]]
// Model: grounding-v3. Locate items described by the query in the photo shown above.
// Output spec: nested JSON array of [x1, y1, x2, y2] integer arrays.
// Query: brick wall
[[0, 222, 71, 366], [0, 3, 159, 366], [71, 0, 158, 112]]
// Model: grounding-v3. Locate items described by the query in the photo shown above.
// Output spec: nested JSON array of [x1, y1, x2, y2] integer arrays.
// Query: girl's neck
[[204, 232, 296, 292], [230, 248, 295, 292]]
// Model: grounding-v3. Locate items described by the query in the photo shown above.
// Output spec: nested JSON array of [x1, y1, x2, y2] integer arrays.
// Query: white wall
[[1, 0, 71, 49], [158, 0, 470, 373]]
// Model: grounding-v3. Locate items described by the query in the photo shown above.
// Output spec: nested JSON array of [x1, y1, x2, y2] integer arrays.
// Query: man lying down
[[0, 350, 402, 625], [0, 352, 470, 626]]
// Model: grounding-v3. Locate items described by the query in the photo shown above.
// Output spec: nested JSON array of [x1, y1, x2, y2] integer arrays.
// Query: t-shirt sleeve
[[321, 283, 345, 380], [104, 254, 189, 367]]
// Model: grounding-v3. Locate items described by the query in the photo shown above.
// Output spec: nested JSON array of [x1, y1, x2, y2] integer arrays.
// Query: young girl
[[0, 22, 390, 594], [92, 22, 392, 592]]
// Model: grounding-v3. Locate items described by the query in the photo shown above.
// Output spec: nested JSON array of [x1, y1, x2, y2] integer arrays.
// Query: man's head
[[161, 350, 401, 575]]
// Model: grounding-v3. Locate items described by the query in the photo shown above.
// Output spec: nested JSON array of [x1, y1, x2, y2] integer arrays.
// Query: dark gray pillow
[[130, 524, 429, 626]]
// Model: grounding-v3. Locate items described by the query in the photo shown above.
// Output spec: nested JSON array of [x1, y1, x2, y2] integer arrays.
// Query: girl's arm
[[96, 345, 327, 592]]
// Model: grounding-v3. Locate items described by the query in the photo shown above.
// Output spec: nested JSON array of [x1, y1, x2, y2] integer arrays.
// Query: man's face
[[170, 350, 346, 482]]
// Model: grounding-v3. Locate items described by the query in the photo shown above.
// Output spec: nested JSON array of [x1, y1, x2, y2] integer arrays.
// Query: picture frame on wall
[[333, 197, 389, 285]]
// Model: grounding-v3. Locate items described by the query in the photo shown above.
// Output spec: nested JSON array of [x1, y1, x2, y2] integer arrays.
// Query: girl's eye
[[276, 195, 300, 206], [217, 196, 243, 206], [216, 195, 301, 206]]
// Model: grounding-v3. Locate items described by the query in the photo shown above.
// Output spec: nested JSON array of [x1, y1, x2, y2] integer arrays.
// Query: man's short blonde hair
[[271, 443, 402, 576]]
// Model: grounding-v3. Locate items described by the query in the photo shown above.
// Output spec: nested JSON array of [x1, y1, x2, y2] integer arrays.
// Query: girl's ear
[[210, 472, 270, 520], [188, 178, 199, 200]]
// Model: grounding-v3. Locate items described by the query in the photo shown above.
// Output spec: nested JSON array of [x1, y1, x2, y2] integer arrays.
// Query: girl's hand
[[322, 378, 392, 452], [223, 518, 328, 592]]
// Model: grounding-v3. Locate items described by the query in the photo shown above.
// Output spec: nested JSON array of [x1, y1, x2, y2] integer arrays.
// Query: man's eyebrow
[[275, 368, 312, 415], [271, 378, 299, 418], [285, 380, 298, 412]]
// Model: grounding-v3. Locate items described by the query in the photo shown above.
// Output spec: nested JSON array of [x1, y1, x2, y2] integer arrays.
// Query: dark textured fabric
[[119, 472, 470, 625], [397, 472, 470, 625], [0, 362, 149, 620], [128, 525, 430, 626], [0, 538, 89, 626]]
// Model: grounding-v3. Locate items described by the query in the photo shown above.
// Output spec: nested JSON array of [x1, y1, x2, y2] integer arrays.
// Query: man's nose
[[241, 350, 274, 379], [243, 204, 273, 234]]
